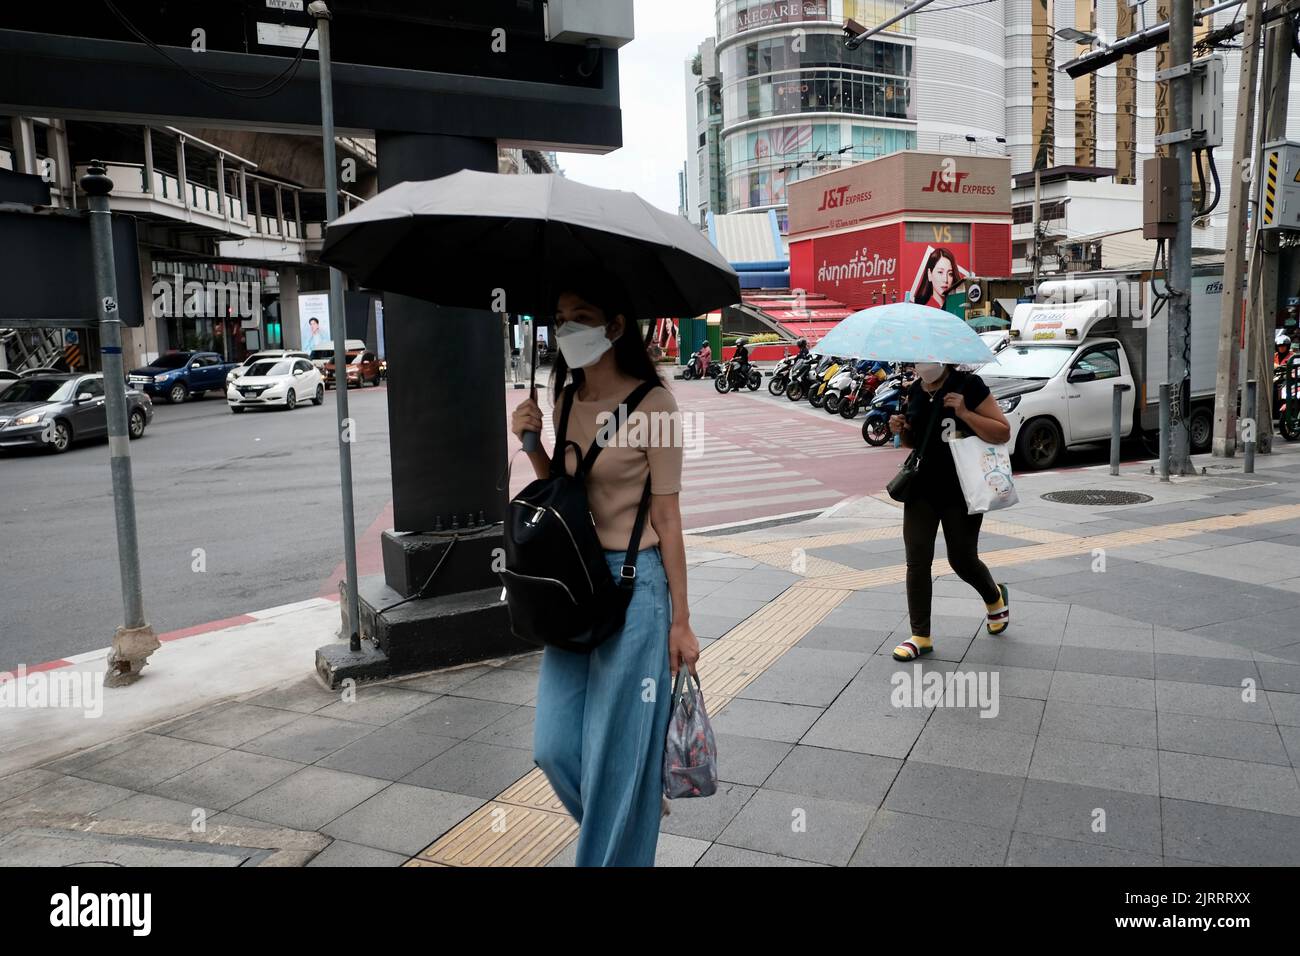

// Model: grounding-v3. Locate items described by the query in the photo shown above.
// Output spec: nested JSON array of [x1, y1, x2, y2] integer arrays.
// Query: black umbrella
[[320, 171, 740, 447]]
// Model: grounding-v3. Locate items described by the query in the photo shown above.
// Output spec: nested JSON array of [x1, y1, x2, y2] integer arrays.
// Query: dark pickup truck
[[127, 351, 239, 404]]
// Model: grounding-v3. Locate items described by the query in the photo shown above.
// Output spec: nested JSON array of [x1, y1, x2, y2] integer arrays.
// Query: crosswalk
[[506, 377, 898, 531]]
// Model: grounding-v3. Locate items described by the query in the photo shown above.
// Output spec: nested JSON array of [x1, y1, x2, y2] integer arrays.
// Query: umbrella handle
[[522, 325, 541, 453]]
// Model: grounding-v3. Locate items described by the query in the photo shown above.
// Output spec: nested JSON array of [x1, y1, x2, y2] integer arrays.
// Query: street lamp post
[[80, 161, 159, 685]]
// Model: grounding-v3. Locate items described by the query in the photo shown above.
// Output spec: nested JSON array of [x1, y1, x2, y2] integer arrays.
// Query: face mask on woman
[[915, 362, 945, 384], [555, 321, 615, 369]]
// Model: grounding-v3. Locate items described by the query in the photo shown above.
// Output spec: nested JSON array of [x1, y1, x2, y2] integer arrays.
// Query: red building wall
[[790, 223, 902, 310]]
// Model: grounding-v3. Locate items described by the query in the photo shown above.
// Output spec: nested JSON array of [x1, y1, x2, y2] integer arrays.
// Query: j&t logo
[[817, 185, 871, 211], [922, 169, 969, 193]]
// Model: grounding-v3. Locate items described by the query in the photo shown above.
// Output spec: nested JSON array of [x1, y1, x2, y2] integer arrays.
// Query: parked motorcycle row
[[685, 346, 918, 447]]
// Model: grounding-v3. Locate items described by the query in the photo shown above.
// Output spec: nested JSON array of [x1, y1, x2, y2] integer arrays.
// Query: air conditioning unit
[[544, 0, 634, 49]]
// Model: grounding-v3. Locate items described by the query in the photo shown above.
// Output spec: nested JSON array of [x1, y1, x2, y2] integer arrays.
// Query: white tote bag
[[950, 435, 1019, 514]]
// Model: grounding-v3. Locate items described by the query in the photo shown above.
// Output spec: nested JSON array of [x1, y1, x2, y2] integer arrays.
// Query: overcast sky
[[556, 1, 715, 214]]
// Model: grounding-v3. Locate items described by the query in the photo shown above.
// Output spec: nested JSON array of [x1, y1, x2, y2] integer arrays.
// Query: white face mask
[[555, 321, 615, 369], [915, 362, 945, 384]]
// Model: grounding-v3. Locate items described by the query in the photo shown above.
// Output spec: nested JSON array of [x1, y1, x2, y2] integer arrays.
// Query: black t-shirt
[[904, 369, 992, 501]]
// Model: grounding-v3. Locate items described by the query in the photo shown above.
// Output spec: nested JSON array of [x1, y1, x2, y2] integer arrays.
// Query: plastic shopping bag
[[663, 670, 717, 800], [951, 435, 1019, 514]]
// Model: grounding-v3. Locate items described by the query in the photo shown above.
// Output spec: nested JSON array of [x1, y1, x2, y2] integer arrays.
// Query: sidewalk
[[3, 446, 1300, 866]]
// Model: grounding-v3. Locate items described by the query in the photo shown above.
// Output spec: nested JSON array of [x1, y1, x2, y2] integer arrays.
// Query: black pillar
[[376, 132, 507, 531], [317, 132, 527, 687]]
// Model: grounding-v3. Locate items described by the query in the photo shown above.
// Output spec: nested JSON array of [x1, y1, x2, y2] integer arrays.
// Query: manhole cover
[[1041, 490, 1154, 506], [1206, 464, 1238, 471]]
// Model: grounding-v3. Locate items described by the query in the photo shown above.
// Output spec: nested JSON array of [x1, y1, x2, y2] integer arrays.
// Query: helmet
[[736, 338, 748, 347], [1278, 333, 1292, 349], [797, 338, 807, 348]]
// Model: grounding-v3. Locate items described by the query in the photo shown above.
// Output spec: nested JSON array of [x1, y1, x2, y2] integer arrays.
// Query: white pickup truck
[[986, 269, 1222, 470]]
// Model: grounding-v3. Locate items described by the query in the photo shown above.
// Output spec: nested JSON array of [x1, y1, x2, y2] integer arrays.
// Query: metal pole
[[1167, 0, 1195, 476], [310, 2, 361, 653], [1159, 383, 1171, 480], [1110, 382, 1128, 476], [1031, 168, 1042, 290], [80, 162, 159, 683], [1244, 379, 1257, 472], [1212, 0, 1265, 457]]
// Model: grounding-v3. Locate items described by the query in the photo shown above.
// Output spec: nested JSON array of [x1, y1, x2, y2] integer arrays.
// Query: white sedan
[[227, 357, 324, 412]]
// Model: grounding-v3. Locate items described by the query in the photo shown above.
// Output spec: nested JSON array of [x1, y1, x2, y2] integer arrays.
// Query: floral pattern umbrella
[[812, 302, 999, 366]]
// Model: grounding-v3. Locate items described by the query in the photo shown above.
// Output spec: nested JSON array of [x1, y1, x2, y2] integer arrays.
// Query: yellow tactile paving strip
[[408, 499, 1300, 867]]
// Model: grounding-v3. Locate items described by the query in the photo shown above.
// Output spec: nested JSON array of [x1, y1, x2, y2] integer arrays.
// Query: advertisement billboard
[[298, 292, 330, 352]]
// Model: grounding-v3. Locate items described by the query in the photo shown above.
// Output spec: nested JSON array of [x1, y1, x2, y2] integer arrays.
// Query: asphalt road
[[0, 386, 395, 671]]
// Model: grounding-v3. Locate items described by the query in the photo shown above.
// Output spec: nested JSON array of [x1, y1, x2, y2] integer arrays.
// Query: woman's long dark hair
[[914, 247, 959, 307], [549, 275, 664, 402]]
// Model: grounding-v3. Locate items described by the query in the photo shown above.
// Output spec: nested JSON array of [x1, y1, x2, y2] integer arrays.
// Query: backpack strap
[[550, 383, 581, 478], [581, 380, 658, 472], [616, 477, 654, 588]]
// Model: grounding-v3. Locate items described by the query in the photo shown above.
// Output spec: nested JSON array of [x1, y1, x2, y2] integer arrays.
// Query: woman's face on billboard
[[929, 257, 954, 297]]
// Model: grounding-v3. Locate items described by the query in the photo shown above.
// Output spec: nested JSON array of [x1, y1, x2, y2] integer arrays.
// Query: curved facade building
[[692, 2, 1013, 230]]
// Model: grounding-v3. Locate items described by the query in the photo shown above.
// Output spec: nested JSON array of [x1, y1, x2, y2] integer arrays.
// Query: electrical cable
[[103, 0, 316, 99], [1201, 146, 1222, 216]]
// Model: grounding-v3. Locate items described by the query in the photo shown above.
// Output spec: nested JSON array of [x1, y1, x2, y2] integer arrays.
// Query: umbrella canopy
[[319, 170, 740, 319], [813, 302, 998, 366]]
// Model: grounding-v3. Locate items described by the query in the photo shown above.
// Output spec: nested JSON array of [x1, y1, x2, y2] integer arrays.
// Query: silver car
[[0, 373, 154, 454]]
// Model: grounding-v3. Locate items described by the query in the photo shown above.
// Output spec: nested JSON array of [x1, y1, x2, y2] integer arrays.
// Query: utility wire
[[103, 0, 315, 99]]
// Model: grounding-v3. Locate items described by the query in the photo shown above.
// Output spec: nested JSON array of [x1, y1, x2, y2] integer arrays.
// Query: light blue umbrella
[[813, 302, 997, 365]]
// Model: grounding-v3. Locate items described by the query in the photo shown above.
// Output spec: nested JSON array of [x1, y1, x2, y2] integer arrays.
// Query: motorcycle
[[767, 354, 799, 396], [822, 361, 868, 415], [807, 356, 846, 409], [1276, 359, 1300, 441], [836, 363, 890, 419], [861, 371, 912, 446], [681, 349, 713, 380], [783, 353, 820, 402], [715, 359, 762, 393]]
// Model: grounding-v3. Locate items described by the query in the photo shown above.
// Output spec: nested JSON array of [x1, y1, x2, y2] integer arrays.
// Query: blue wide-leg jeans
[[532, 546, 672, 867]]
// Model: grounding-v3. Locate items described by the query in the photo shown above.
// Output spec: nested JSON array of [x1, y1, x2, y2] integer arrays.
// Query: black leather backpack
[[500, 380, 657, 652]]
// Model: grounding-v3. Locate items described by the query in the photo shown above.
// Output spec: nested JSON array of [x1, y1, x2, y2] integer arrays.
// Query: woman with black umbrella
[[510, 273, 699, 867]]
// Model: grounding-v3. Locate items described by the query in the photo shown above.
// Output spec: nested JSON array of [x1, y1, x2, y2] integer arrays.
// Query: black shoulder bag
[[886, 385, 943, 503], [500, 381, 657, 653]]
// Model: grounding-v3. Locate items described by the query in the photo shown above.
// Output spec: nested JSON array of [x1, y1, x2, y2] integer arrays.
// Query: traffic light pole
[[1166, 0, 1195, 476]]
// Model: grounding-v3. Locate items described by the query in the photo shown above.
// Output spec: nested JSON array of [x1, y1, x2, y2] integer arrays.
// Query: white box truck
[[985, 266, 1223, 470]]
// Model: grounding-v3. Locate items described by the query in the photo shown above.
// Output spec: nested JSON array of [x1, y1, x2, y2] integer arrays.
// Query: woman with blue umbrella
[[816, 303, 1013, 660]]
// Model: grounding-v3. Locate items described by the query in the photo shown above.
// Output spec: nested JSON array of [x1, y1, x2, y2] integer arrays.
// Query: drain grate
[[1041, 489, 1154, 506]]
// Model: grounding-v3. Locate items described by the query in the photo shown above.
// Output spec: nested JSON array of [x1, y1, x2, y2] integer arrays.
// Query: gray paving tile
[[72, 735, 227, 791], [314, 687, 438, 725], [0, 774, 136, 816], [244, 675, 338, 714], [320, 783, 485, 856], [39, 738, 141, 775], [652, 832, 712, 867], [151, 749, 304, 810], [1013, 778, 1162, 855], [763, 745, 900, 807], [1028, 737, 1159, 796], [1157, 750, 1300, 815], [238, 714, 376, 763], [717, 577, 795, 602], [881, 761, 1024, 830], [1161, 797, 1300, 865], [468, 706, 536, 751], [1039, 699, 1158, 749], [392, 664, 492, 696], [709, 698, 823, 744], [1060, 622, 1155, 651], [1154, 654, 1261, 689], [1157, 712, 1291, 766], [1055, 645, 1155, 679], [798, 624, 892, 654], [713, 733, 793, 787], [1259, 661, 1300, 694], [316, 725, 459, 780], [715, 788, 871, 866], [690, 613, 745, 640], [448, 667, 539, 706], [802, 705, 928, 758], [956, 664, 1054, 701], [1269, 690, 1300, 727], [0, 769, 61, 805], [1049, 671, 1156, 710], [848, 808, 1010, 866], [925, 692, 1044, 735], [498, 652, 543, 673], [400, 740, 536, 799], [1006, 831, 1162, 866], [389, 695, 517, 739], [910, 721, 1037, 777], [820, 606, 907, 633], [737, 647, 866, 707], [694, 843, 828, 866], [160, 702, 304, 748], [307, 840, 408, 867], [227, 766, 388, 831], [960, 639, 1060, 671], [93, 793, 211, 827], [1154, 680, 1274, 724], [659, 782, 754, 841], [1282, 725, 1300, 767], [700, 596, 768, 619]]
